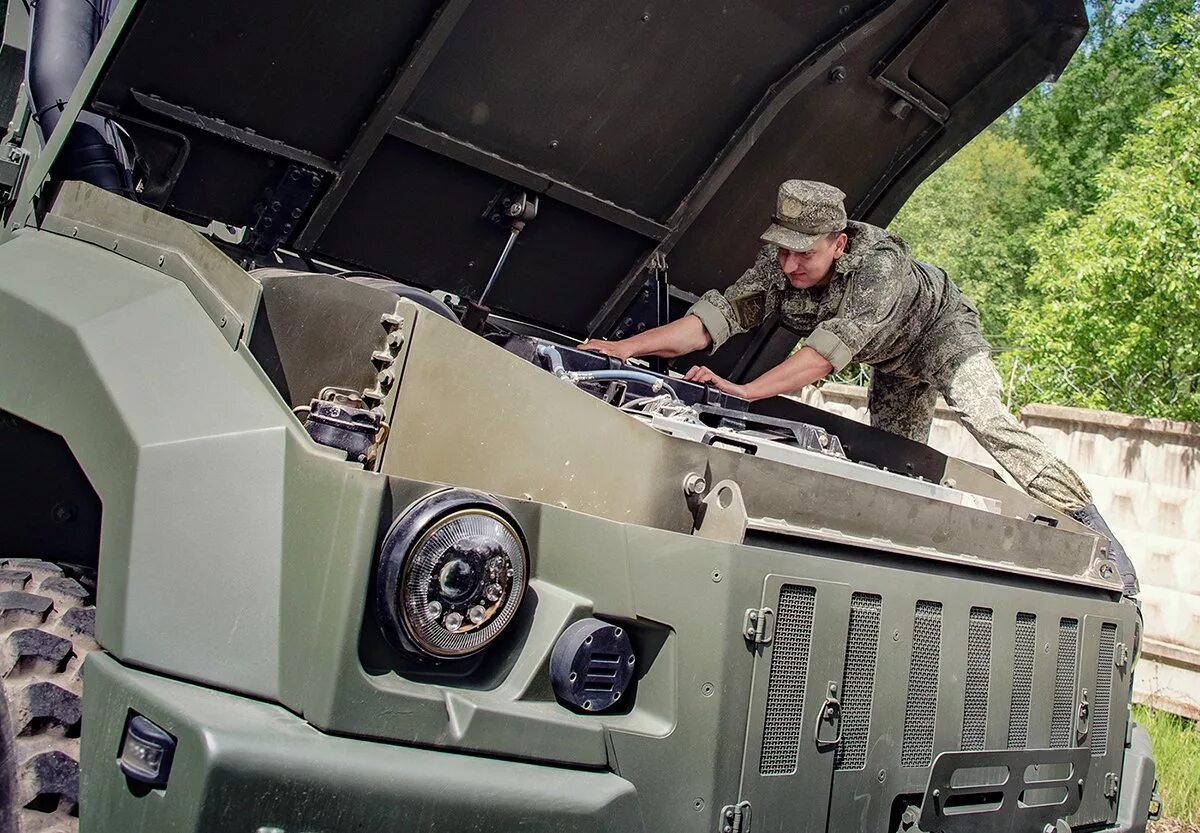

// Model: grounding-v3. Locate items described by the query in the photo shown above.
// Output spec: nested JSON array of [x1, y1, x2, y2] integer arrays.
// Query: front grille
[[1007, 612, 1037, 748], [760, 585, 816, 775], [901, 600, 942, 767], [1050, 618, 1080, 748], [834, 593, 881, 771], [1092, 623, 1117, 756], [961, 607, 993, 751]]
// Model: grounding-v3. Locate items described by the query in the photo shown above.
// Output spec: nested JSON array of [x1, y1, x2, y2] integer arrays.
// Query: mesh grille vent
[[1007, 612, 1037, 748], [1050, 618, 1080, 748], [759, 585, 816, 775], [834, 593, 881, 771], [1091, 623, 1117, 757], [901, 600, 942, 768], [961, 607, 993, 751]]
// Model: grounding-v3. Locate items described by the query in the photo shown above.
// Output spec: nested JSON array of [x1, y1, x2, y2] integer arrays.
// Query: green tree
[[1009, 0, 1199, 217], [1003, 11, 1200, 421], [889, 130, 1042, 340]]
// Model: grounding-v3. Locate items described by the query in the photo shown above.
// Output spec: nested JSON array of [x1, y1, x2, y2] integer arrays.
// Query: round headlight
[[376, 489, 529, 660]]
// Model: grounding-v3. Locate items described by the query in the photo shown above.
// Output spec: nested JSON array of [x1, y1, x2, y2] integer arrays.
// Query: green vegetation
[[1135, 704, 1200, 828], [889, 0, 1200, 420]]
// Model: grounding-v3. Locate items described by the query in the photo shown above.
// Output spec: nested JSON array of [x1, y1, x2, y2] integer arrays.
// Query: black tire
[[0, 559, 96, 833]]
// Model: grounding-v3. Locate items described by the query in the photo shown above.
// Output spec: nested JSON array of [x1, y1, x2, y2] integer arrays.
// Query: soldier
[[580, 180, 1139, 596]]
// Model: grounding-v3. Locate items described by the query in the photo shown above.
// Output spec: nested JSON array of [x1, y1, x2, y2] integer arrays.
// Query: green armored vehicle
[[0, 0, 1160, 831]]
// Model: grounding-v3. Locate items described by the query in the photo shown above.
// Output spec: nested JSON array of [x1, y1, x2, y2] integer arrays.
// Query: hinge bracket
[[719, 800, 751, 833], [0, 146, 29, 211], [743, 608, 774, 644]]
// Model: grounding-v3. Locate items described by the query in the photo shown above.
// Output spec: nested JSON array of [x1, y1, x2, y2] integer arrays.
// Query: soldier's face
[[777, 234, 846, 288]]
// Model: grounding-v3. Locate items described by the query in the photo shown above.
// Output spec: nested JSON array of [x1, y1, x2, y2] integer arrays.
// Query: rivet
[[711, 570, 722, 583]]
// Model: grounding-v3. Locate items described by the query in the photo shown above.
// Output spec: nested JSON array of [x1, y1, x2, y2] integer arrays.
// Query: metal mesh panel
[[961, 607, 993, 751], [1007, 612, 1036, 749], [834, 593, 881, 771], [759, 585, 816, 775], [1092, 623, 1117, 757], [1050, 618, 1080, 748], [901, 600, 942, 768]]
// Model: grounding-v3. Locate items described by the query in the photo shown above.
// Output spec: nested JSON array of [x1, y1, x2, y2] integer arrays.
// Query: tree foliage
[[1008, 0, 1198, 217], [887, 2, 1200, 421], [1003, 11, 1200, 421], [889, 130, 1041, 341]]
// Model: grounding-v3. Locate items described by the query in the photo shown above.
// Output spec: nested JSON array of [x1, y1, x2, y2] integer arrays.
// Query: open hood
[[81, 0, 1085, 343]]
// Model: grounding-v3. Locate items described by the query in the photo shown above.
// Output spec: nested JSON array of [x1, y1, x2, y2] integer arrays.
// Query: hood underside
[[83, 0, 1085, 344]]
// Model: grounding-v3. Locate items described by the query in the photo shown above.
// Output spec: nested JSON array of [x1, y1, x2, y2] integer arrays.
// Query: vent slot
[[961, 606, 993, 751], [1050, 618, 1080, 748], [1091, 623, 1117, 756], [1007, 612, 1036, 748], [901, 600, 942, 768], [759, 585, 816, 775], [834, 592, 882, 771]]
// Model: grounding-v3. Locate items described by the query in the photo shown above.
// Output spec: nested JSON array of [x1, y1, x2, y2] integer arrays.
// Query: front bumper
[[81, 651, 1159, 833], [81, 654, 642, 832]]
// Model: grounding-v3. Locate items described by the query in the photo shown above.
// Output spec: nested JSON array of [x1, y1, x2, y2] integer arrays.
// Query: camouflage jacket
[[686, 221, 990, 381]]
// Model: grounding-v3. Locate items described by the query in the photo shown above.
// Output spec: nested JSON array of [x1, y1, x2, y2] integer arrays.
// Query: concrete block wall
[[800, 383, 1200, 718]]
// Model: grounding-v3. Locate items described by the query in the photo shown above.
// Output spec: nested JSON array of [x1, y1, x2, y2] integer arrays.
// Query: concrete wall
[[799, 383, 1200, 719]]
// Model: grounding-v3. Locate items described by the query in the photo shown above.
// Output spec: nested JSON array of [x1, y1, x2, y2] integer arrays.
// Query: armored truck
[[0, 0, 1160, 831]]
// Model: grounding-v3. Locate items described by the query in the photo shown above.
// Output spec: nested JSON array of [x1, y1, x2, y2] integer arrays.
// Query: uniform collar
[[833, 222, 868, 276]]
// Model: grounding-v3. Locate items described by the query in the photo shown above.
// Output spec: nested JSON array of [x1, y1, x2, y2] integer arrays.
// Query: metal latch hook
[[814, 681, 842, 748]]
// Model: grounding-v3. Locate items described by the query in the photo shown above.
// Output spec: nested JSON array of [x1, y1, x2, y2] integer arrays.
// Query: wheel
[[0, 559, 96, 833]]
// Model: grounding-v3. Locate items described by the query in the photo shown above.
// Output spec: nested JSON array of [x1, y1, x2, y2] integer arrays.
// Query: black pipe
[[26, 0, 132, 195]]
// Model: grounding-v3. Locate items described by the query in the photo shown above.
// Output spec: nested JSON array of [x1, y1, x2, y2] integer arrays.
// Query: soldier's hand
[[684, 365, 749, 398], [578, 339, 634, 361]]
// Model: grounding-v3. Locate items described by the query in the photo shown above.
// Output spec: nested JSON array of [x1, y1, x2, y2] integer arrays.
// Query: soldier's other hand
[[683, 366, 749, 398], [578, 339, 633, 361]]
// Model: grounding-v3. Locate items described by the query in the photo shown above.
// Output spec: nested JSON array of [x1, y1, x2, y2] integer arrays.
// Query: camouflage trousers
[[867, 350, 1093, 513]]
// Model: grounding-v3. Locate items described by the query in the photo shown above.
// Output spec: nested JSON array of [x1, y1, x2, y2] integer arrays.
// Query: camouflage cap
[[760, 180, 848, 252]]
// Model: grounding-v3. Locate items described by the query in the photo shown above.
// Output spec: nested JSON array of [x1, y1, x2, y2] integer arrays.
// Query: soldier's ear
[[833, 233, 848, 257]]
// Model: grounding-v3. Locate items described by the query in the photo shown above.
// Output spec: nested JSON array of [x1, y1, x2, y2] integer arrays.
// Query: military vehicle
[[0, 0, 1161, 831]]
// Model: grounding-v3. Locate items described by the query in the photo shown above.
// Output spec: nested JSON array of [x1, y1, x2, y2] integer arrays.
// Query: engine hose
[[26, 0, 132, 195]]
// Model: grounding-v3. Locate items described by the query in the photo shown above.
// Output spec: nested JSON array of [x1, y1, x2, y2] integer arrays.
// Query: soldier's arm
[[685, 346, 833, 401], [581, 250, 778, 360], [578, 314, 711, 361]]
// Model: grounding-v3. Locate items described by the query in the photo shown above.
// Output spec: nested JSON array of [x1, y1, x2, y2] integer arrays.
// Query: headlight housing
[[375, 488, 529, 660]]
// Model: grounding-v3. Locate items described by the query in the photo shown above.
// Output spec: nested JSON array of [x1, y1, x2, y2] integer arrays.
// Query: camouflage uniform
[[687, 220, 1093, 514]]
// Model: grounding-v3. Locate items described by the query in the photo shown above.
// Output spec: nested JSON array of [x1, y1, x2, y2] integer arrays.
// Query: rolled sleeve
[[686, 292, 735, 352], [805, 326, 855, 371]]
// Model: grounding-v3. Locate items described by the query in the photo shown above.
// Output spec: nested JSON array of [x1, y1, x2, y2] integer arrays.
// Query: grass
[[1137, 704, 1200, 831]]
